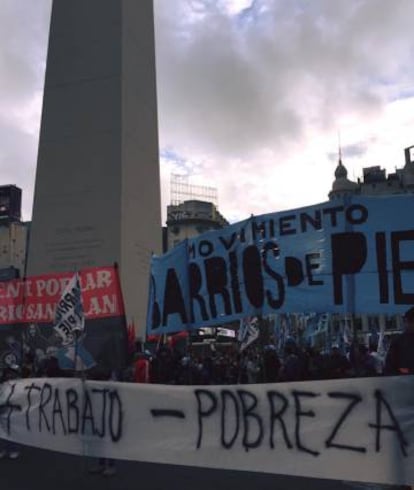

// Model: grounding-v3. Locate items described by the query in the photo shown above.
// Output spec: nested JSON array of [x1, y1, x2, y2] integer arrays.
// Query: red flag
[[168, 331, 189, 348], [127, 322, 136, 354], [146, 334, 160, 343]]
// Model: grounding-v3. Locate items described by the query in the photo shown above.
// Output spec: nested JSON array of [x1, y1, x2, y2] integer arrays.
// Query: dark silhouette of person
[[385, 307, 414, 375]]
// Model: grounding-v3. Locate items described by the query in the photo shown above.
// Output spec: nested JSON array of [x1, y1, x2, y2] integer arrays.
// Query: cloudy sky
[[1, 0, 414, 224]]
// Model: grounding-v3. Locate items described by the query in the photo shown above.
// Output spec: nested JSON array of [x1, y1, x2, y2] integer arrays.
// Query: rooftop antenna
[[337, 130, 343, 165]]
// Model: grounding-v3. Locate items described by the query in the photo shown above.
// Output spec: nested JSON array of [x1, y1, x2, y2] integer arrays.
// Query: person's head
[[358, 344, 368, 356], [284, 337, 296, 355], [24, 352, 34, 364], [331, 344, 340, 355], [403, 307, 414, 332], [3, 363, 20, 380], [28, 323, 37, 337], [2, 352, 17, 367]]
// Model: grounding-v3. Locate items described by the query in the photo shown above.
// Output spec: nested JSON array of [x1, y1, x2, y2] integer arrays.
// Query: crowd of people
[[3, 307, 414, 385], [125, 307, 414, 386], [126, 335, 384, 386], [1, 306, 414, 478]]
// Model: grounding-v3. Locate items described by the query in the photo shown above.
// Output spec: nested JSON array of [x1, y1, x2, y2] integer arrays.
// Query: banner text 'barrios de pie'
[[147, 195, 414, 334]]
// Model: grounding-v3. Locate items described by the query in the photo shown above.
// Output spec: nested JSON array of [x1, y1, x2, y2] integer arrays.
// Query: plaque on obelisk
[[27, 0, 162, 337]]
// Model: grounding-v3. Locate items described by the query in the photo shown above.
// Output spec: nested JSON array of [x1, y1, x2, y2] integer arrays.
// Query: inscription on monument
[[44, 225, 104, 271]]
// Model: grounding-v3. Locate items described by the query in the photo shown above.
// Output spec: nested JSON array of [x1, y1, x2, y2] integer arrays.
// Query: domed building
[[328, 156, 359, 200], [329, 144, 414, 199]]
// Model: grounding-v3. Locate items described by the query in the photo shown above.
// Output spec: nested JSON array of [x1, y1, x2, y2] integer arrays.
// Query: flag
[[57, 342, 95, 371], [54, 272, 84, 343], [238, 317, 259, 352], [343, 321, 352, 346], [168, 331, 189, 349], [217, 328, 236, 338], [377, 321, 387, 359], [127, 322, 136, 355], [53, 272, 95, 371]]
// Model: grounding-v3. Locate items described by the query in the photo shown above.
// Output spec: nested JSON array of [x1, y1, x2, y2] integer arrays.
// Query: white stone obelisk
[[27, 0, 162, 337]]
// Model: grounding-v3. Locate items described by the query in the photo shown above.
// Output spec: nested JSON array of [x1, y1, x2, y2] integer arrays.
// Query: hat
[[403, 307, 414, 321]]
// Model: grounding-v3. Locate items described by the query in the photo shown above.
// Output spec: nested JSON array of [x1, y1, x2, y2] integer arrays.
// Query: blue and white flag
[[238, 316, 259, 352], [54, 272, 84, 343], [54, 273, 96, 370], [57, 341, 95, 371]]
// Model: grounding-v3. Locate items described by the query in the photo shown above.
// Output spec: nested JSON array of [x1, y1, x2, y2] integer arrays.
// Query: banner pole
[[113, 262, 128, 369], [343, 195, 357, 348], [145, 253, 157, 345], [74, 330, 81, 378], [20, 275, 28, 370], [74, 269, 83, 379]]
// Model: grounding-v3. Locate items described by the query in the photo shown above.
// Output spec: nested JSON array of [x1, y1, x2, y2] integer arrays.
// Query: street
[[0, 445, 403, 490]]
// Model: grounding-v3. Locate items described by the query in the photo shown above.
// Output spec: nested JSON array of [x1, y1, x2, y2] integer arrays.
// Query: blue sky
[[1, 0, 414, 224]]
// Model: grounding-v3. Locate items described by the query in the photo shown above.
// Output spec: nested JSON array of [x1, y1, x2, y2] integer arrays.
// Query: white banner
[[54, 272, 84, 343], [217, 328, 236, 338], [1, 376, 414, 485], [239, 317, 259, 351]]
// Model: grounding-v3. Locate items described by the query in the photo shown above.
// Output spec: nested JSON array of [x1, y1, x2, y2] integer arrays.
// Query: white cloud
[[224, 0, 254, 15], [154, 0, 414, 222], [0, 0, 51, 220]]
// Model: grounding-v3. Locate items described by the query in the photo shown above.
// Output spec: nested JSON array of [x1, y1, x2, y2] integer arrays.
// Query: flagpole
[[259, 314, 267, 382], [53, 269, 85, 377], [74, 269, 83, 379], [74, 329, 81, 378], [20, 275, 28, 370], [113, 261, 129, 370]]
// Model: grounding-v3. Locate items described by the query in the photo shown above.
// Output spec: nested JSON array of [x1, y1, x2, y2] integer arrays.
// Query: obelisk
[[27, 0, 162, 337]]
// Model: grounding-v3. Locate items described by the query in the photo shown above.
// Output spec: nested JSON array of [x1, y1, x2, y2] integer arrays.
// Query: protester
[[155, 346, 174, 384], [0, 363, 21, 459], [305, 347, 326, 380], [21, 353, 34, 378], [45, 355, 64, 378], [384, 306, 414, 375], [262, 346, 281, 382], [134, 352, 151, 383], [353, 344, 377, 377], [87, 364, 117, 477], [246, 353, 261, 383], [279, 338, 305, 381], [368, 344, 384, 375], [325, 344, 352, 379]]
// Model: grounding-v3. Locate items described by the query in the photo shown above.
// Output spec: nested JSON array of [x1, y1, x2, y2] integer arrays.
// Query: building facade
[[165, 199, 229, 251], [0, 185, 28, 279], [330, 145, 414, 199]]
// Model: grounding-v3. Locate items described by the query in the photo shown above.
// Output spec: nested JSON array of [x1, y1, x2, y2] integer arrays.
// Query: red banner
[[0, 266, 124, 325]]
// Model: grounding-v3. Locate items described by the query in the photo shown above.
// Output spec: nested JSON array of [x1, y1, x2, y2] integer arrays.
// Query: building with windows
[[0, 185, 29, 279], [165, 199, 229, 251], [330, 145, 414, 199], [164, 174, 229, 251]]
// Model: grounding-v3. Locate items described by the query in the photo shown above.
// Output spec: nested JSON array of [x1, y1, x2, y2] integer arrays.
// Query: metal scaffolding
[[170, 173, 218, 206]]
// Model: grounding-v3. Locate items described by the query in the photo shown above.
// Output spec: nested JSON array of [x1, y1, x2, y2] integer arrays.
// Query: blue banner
[[147, 195, 414, 335]]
